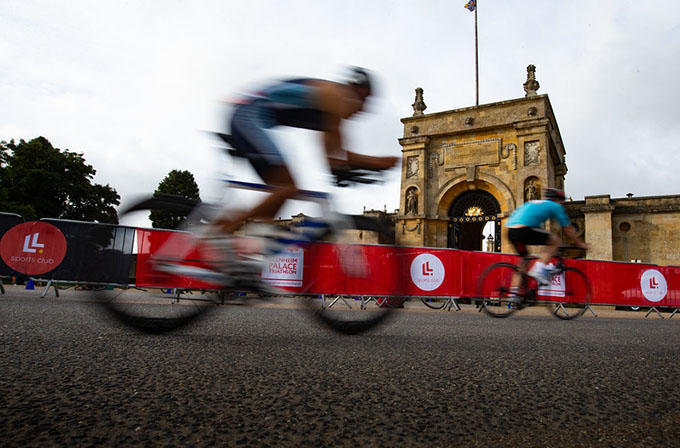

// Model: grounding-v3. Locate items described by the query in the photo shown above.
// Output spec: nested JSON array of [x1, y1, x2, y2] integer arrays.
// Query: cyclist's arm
[[562, 225, 589, 250], [322, 116, 349, 166], [323, 126, 398, 171], [318, 86, 398, 171]]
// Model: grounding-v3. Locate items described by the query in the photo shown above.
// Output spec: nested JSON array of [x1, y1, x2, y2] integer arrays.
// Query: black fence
[[0, 212, 25, 278], [0, 216, 136, 285]]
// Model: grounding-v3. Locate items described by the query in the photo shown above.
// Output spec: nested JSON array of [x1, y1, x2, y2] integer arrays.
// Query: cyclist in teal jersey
[[506, 188, 588, 287]]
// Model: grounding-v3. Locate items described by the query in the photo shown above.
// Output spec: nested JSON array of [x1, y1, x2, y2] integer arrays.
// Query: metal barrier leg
[[171, 288, 183, 304], [645, 307, 664, 319], [40, 280, 60, 298], [585, 304, 598, 317], [669, 308, 679, 319], [444, 297, 461, 311], [361, 296, 381, 309], [555, 303, 568, 315], [324, 295, 351, 309], [0, 278, 4, 295]]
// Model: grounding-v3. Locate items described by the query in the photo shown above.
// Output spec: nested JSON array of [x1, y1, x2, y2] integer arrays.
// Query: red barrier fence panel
[[135, 229, 223, 290], [133, 227, 680, 308], [301, 243, 399, 296], [567, 259, 680, 308]]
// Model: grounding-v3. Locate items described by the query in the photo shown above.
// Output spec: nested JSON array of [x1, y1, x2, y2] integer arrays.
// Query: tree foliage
[[149, 169, 201, 229], [0, 137, 120, 223]]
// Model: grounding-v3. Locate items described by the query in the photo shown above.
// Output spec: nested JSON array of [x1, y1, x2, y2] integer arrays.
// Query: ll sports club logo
[[23, 232, 45, 253], [410, 253, 445, 292], [640, 269, 668, 302], [0, 222, 67, 275]]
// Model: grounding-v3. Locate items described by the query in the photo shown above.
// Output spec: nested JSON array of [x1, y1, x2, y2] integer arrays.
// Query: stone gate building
[[394, 65, 680, 266]]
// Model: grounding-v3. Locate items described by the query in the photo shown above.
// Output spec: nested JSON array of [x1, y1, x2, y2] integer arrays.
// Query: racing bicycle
[[90, 133, 401, 335], [476, 246, 592, 319]]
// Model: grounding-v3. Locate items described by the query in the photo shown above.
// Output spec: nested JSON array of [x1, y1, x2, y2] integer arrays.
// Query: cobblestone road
[[2, 288, 680, 447]]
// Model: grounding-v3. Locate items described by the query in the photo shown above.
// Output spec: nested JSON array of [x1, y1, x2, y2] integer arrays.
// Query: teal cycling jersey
[[505, 200, 570, 228]]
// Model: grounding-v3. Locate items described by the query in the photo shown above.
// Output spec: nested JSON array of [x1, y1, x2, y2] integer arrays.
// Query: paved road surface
[[1, 288, 679, 447]]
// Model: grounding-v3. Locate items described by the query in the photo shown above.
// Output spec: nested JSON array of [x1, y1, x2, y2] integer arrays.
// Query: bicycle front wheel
[[301, 215, 400, 335], [90, 195, 220, 334], [477, 262, 523, 318], [550, 267, 591, 320], [420, 297, 448, 310]]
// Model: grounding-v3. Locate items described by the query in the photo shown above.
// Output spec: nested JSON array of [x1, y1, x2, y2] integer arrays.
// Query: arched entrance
[[448, 190, 501, 251]]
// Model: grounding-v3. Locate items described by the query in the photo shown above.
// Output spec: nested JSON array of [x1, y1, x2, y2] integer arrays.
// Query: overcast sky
[[2, 0, 679, 220]]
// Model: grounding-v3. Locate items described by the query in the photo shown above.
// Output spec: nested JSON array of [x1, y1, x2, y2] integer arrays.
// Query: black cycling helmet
[[347, 66, 372, 97], [544, 187, 566, 202]]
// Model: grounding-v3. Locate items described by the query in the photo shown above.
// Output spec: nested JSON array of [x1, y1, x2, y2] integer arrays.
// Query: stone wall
[[565, 195, 680, 265]]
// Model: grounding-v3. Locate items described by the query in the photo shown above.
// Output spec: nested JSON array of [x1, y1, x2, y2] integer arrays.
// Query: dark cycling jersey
[[229, 79, 330, 176]]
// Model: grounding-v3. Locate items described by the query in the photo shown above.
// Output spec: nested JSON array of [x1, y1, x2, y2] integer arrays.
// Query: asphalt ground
[[2, 286, 680, 447]]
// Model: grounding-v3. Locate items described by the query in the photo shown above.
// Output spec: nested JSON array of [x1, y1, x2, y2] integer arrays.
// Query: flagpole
[[474, 0, 479, 106]]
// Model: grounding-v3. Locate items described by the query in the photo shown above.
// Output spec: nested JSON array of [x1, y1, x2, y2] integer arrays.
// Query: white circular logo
[[410, 253, 445, 291], [640, 269, 668, 302]]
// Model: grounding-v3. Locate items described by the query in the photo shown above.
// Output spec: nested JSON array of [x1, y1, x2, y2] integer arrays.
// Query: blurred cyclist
[[505, 188, 589, 288], [215, 67, 398, 235]]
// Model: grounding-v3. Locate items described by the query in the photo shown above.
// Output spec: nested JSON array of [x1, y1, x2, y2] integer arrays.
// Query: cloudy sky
[[2, 0, 679, 220]]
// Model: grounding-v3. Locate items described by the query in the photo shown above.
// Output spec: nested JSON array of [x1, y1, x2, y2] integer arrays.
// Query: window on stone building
[[619, 222, 631, 232]]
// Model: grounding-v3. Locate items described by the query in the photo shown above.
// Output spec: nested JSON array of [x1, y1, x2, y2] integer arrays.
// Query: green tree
[[149, 169, 201, 229], [0, 137, 120, 222]]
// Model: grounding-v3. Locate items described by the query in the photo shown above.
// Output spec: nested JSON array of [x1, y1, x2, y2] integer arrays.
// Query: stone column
[[583, 195, 614, 260], [396, 136, 429, 246]]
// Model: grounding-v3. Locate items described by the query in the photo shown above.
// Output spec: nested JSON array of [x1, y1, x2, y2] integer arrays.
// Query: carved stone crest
[[524, 141, 540, 166], [406, 156, 419, 178]]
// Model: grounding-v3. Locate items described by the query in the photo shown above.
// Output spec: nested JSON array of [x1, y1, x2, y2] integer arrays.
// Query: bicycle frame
[[477, 248, 592, 319]]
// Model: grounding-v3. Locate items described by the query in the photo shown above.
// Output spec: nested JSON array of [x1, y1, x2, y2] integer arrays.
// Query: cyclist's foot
[[528, 265, 553, 286], [198, 229, 266, 273], [508, 294, 523, 305]]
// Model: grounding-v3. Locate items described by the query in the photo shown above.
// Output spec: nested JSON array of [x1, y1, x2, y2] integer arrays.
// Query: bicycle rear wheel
[[550, 267, 591, 320], [420, 297, 447, 310], [477, 262, 523, 318], [300, 215, 400, 335], [90, 195, 221, 334]]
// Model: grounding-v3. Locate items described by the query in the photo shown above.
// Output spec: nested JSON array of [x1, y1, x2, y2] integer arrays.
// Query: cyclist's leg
[[515, 227, 556, 284], [539, 232, 561, 265], [214, 104, 299, 234], [507, 227, 529, 291]]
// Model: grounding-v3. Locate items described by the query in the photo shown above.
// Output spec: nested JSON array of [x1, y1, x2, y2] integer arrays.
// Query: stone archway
[[447, 190, 501, 251]]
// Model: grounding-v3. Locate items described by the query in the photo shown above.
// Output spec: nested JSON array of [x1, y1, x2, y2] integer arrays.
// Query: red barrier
[[134, 229, 680, 308], [135, 229, 223, 290]]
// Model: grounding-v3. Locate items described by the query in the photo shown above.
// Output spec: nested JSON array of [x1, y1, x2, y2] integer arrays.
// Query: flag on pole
[[464, 0, 476, 12]]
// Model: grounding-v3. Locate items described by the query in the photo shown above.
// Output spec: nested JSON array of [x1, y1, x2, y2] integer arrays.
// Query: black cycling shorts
[[507, 226, 550, 257]]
